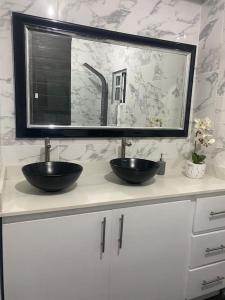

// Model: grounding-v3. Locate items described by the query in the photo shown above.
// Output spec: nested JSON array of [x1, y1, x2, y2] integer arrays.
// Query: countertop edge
[[2, 186, 225, 218]]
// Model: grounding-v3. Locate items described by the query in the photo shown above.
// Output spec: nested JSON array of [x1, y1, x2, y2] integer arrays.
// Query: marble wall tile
[[57, 136, 193, 164], [0, 79, 13, 118], [58, 0, 201, 44], [214, 121, 225, 148], [201, 0, 224, 26], [0, 0, 58, 23], [125, 137, 192, 161], [196, 0, 224, 75], [197, 48, 221, 74], [193, 0, 225, 154], [193, 72, 218, 123], [1, 144, 59, 166], [215, 95, 225, 150], [199, 18, 223, 50], [217, 45, 225, 97], [212, 148, 225, 168], [215, 96, 225, 121], [197, 19, 223, 74], [135, 0, 201, 44], [58, 139, 120, 162], [57, 135, 194, 164], [0, 116, 49, 147]]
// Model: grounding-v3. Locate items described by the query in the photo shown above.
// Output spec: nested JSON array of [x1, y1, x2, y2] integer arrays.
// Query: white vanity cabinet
[[3, 211, 112, 300], [3, 200, 192, 300], [110, 201, 192, 300]]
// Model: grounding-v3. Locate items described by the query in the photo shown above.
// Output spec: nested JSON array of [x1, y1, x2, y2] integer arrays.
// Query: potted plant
[[185, 117, 215, 179]]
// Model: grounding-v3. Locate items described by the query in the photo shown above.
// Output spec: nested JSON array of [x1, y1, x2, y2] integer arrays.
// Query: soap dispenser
[[157, 154, 166, 175]]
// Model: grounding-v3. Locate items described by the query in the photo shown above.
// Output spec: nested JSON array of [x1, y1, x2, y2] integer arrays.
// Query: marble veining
[[197, 0, 224, 74], [201, 0, 224, 26], [194, 0, 225, 160], [193, 72, 218, 122]]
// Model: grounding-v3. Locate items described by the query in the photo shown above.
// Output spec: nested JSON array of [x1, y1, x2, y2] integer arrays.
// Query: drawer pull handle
[[206, 245, 225, 253], [118, 214, 124, 250], [202, 276, 225, 286], [101, 217, 106, 254], [210, 211, 225, 217]]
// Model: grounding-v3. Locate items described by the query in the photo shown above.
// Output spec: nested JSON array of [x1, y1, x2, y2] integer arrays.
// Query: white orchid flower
[[194, 117, 212, 131], [192, 117, 214, 164], [208, 138, 215, 145], [204, 117, 212, 129], [194, 119, 201, 129], [193, 117, 215, 148]]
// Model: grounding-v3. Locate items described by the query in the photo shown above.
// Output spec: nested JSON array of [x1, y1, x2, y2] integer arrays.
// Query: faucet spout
[[44, 138, 51, 162], [121, 137, 132, 158]]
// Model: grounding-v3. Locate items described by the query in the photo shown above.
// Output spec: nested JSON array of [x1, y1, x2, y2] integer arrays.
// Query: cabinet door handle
[[118, 214, 124, 250], [205, 245, 225, 253], [210, 211, 225, 217], [202, 276, 225, 287], [101, 217, 106, 254]]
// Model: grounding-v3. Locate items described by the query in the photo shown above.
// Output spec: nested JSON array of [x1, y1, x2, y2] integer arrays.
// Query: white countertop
[[1, 161, 225, 218]]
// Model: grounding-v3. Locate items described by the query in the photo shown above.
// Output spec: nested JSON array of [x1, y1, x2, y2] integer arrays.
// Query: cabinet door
[[110, 201, 192, 300], [3, 211, 112, 300]]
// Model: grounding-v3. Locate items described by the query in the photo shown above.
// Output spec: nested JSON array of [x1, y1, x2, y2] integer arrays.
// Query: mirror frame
[[12, 12, 196, 138]]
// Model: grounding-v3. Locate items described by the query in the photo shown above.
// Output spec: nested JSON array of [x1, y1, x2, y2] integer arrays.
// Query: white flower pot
[[185, 160, 206, 179]]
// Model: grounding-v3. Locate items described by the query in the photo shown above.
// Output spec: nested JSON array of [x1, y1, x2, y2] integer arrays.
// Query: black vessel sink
[[110, 158, 159, 184], [22, 162, 83, 192]]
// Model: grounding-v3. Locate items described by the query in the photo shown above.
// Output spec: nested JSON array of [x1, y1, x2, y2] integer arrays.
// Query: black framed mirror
[[13, 12, 196, 138]]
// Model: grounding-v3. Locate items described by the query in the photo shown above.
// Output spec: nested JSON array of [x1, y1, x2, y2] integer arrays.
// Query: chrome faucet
[[44, 138, 51, 162], [121, 137, 132, 158]]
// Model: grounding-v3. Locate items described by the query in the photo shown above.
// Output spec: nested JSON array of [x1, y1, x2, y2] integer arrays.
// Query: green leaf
[[192, 152, 198, 164], [197, 154, 206, 164], [192, 152, 206, 164]]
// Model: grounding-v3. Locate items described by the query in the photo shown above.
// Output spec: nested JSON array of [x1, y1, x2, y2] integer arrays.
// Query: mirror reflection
[[26, 26, 191, 130]]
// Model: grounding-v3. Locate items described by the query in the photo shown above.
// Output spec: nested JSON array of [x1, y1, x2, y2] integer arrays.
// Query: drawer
[[190, 230, 225, 268], [193, 196, 225, 233], [186, 261, 225, 299]]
